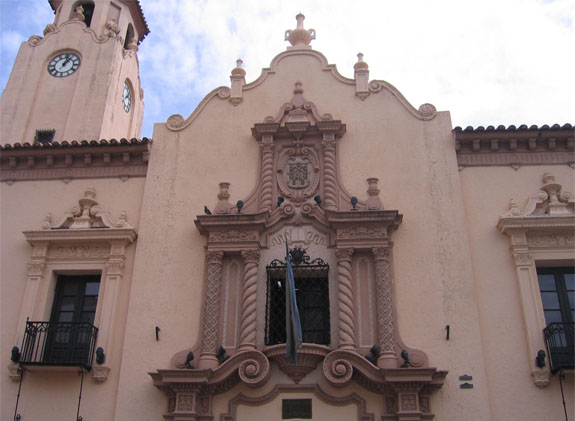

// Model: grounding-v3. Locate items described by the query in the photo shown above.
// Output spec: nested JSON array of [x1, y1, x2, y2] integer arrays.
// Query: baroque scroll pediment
[[40, 186, 134, 230], [501, 173, 574, 218], [264, 81, 333, 127]]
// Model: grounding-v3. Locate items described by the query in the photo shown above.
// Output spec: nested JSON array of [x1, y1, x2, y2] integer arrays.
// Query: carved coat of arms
[[286, 157, 311, 189]]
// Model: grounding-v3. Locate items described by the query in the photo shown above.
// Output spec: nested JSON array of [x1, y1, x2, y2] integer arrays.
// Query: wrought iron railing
[[543, 322, 574, 373], [20, 321, 98, 370]]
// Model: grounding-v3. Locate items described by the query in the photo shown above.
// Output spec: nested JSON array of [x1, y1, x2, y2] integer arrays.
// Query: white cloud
[[0, 0, 572, 137]]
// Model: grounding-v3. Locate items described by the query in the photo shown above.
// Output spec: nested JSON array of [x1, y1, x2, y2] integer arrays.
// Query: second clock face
[[122, 81, 132, 113], [48, 52, 80, 77]]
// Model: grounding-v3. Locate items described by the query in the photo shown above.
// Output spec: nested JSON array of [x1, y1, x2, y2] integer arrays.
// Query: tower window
[[265, 249, 330, 346], [35, 129, 55, 144], [124, 23, 135, 49], [71, 1, 95, 27]]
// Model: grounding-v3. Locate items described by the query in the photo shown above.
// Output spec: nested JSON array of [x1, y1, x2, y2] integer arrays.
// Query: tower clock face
[[122, 81, 132, 113], [47, 52, 80, 77]]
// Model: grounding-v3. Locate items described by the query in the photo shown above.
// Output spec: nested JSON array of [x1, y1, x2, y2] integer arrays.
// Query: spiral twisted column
[[199, 250, 224, 369], [372, 247, 396, 368], [239, 249, 260, 349], [335, 248, 356, 350], [321, 135, 338, 210], [259, 136, 275, 212]]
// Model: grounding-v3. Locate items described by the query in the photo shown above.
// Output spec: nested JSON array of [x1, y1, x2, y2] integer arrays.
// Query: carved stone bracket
[[264, 343, 330, 383], [322, 349, 446, 420], [150, 350, 271, 420], [326, 209, 402, 249]]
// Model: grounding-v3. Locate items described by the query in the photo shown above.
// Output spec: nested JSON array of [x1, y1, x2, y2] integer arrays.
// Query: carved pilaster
[[199, 250, 224, 369], [26, 262, 46, 277], [239, 249, 260, 349], [104, 261, 125, 276], [372, 247, 396, 367], [322, 134, 338, 210], [259, 136, 275, 212], [511, 250, 533, 267], [335, 248, 355, 350]]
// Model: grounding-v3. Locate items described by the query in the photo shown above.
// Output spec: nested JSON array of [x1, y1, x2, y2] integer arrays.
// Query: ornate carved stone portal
[[151, 83, 446, 420]]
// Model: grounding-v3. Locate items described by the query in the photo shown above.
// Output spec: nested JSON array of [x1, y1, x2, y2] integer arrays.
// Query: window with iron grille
[[20, 275, 100, 368], [538, 267, 574, 373], [265, 249, 330, 346]]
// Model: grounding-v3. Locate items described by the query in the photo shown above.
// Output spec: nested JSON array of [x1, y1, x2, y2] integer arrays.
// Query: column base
[[377, 352, 398, 369], [197, 353, 219, 370]]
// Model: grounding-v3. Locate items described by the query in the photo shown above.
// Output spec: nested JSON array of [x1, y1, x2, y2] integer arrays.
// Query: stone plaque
[[282, 399, 312, 419]]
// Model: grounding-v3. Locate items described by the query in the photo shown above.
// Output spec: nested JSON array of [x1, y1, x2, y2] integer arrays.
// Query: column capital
[[240, 249, 260, 263], [372, 247, 391, 262], [205, 250, 224, 264], [335, 247, 354, 262]]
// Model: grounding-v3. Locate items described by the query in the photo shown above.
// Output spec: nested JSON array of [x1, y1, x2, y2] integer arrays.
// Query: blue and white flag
[[285, 242, 303, 365]]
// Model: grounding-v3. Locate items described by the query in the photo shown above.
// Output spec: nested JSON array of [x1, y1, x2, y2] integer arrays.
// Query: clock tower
[[0, 0, 149, 144]]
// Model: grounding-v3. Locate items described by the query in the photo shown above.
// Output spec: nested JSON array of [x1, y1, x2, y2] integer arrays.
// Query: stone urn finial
[[231, 59, 246, 77], [366, 178, 383, 210], [215, 182, 232, 214], [285, 13, 316, 48], [354, 52, 369, 70]]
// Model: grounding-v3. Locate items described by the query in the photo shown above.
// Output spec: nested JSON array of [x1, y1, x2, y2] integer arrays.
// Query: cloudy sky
[[1, 0, 573, 139]]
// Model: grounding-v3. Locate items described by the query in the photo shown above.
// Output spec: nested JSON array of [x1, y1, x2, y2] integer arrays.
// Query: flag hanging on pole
[[285, 242, 303, 365]]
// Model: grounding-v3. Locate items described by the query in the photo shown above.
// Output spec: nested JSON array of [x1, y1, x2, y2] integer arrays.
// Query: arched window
[[71, 1, 95, 28], [124, 23, 134, 49]]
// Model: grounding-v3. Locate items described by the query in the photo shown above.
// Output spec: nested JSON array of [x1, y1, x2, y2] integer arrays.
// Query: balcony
[[543, 322, 574, 374], [20, 321, 98, 370]]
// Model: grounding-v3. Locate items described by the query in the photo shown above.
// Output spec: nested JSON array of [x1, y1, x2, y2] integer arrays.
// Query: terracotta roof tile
[[453, 123, 573, 133], [0, 137, 151, 151]]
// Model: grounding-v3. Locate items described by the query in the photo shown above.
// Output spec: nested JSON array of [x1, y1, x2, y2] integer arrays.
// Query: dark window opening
[[265, 249, 330, 346], [124, 23, 135, 49], [20, 275, 100, 369], [72, 2, 95, 27], [35, 129, 55, 144], [538, 267, 574, 373]]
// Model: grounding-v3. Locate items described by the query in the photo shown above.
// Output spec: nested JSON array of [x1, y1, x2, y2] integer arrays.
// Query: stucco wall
[[460, 165, 574, 420], [113, 49, 494, 420], [1, 177, 145, 420]]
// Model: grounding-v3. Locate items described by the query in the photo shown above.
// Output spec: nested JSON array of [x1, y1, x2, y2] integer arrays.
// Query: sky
[[0, 0, 573, 139]]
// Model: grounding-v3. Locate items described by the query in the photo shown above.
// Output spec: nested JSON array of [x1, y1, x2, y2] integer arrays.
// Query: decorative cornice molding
[[455, 127, 574, 169], [24, 228, 137, 245], [1, 142, 149, 182]]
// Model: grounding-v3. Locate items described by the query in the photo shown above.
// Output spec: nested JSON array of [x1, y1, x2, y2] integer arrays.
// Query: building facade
[[1, 1, 573, 420]]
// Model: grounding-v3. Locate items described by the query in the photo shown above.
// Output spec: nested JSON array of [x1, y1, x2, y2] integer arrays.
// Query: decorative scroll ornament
[[42, 187, 133, 230], [502, 173, 574, 217]]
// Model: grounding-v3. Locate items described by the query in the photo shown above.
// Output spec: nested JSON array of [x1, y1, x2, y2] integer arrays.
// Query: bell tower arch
[[0, 0, 149, 144]]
